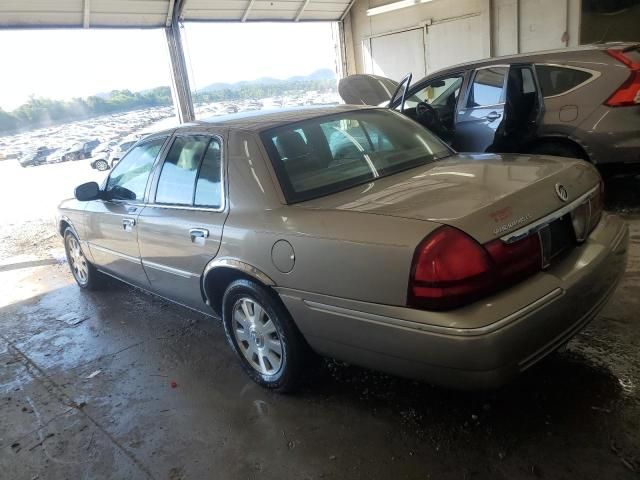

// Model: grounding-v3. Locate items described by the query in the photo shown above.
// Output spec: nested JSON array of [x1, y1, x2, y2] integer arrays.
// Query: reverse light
[[409, 226, 542, 311], [605, 49, 640, 107]]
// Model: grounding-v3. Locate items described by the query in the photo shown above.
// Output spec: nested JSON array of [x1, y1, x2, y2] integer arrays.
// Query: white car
[[109, 138, 138, 167]]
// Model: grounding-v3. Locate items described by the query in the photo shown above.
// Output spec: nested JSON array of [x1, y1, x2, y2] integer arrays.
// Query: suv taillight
[[605, 48, 640, 107], [409, 226, 542, 311]]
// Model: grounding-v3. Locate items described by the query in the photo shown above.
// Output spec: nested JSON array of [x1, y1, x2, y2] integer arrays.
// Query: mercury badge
[[555, 183, 569, 202]]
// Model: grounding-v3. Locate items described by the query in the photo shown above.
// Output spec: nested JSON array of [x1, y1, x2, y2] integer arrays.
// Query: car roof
[[194, 104, 373, 132], [419, 41, 639, 80]]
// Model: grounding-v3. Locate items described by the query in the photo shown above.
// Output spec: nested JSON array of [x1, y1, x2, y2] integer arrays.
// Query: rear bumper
[[578, 106, 640, 165], [278, 213, 628, 389]]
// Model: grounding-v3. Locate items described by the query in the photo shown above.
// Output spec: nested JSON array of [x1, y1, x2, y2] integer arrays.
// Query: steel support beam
[[165, 0, 195, 124], [83, 0, 91, 28], [294, 0, 311, 21], [242, 0, 256, 22]]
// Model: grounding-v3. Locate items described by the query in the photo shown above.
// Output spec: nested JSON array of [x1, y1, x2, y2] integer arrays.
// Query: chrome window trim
[[500, 185, 599, 244], [151, 134, 226, 212], [143, 203, 225, 213], [534, 63, 602, 99]]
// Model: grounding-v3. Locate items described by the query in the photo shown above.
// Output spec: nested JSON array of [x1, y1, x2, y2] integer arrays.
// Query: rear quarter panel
[[537, 50, 631, 145], [220, 130, 439, 306]]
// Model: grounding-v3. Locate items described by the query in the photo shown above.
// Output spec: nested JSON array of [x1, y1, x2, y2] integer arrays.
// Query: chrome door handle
[[189, 228, 209, 245], [122, 217, 136, 232], [486, 111, 502, 121]]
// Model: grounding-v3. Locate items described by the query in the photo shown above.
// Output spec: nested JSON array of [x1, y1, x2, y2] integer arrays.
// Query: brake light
[[605, 49, 640, 106], [409, 226, 542, 310], [485, 235, 542, 283]]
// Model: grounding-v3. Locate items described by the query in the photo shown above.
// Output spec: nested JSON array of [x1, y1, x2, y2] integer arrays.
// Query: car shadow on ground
[[604, 173, 640, 213]]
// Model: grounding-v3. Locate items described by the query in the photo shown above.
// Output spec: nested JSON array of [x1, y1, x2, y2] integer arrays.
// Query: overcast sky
[[0, 23, 337, 111]]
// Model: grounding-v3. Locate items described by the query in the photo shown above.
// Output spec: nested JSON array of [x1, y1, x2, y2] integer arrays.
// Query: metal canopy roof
[[0, 0, 355, 28]]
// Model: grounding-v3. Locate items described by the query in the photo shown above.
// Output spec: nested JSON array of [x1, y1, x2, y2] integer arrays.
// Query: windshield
[[262, 109, 452, 203]]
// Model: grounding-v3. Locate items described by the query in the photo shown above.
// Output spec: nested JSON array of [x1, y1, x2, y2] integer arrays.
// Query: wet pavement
[[1, 180, 640, 479]]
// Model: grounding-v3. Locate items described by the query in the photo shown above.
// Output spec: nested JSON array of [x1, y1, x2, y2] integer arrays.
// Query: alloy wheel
[[232, 297, 284, 375], [66, 235, 89, 285]]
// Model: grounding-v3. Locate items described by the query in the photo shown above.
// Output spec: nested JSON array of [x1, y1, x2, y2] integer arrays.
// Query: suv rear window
[[535, 65, 593, 97], [262, 109, 451, 203]]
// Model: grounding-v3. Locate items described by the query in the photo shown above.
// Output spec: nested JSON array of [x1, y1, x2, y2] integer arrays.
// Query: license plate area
[[539, 214, 577, 268]]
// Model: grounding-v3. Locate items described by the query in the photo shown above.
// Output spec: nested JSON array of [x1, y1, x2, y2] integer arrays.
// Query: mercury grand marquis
[[58, 105, 628, 392]]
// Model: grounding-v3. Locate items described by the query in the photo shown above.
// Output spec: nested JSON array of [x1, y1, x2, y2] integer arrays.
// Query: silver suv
[[339, 43, 640, 171]]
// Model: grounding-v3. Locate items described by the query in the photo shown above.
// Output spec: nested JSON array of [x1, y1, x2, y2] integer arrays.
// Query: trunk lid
[[295, 153, 600, 244], [338, 74, 399, 106]]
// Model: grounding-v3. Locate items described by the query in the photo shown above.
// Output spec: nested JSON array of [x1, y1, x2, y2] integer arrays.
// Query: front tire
[[64, 228, 104, 290], [222, 279, 310, 392]]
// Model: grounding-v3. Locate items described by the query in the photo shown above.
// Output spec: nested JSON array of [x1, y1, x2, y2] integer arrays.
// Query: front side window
[[467, 67, 508, 108], [106, 137, 166, 201], [262, 109, 451, 203], [404, 75, 464, 109], [535, 65, 593, 97], [155, 135, 223, 208]]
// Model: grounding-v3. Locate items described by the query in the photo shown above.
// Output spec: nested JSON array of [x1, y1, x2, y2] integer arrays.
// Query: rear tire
[[64, 228, 104, 290], [221, 279, 311, 392]]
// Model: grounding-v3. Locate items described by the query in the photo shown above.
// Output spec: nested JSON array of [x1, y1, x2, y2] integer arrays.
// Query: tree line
[[0, 79, 336, 134], [0, 87, 172, 134]]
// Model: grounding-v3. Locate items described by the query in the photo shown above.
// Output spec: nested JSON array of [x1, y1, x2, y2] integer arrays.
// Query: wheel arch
[[527, 135, 592, 162], [58, 216, 78, 238], [201, 258, 276, 316]]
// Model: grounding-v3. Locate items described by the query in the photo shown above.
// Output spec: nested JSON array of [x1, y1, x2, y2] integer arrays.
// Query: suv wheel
[[221, 279, 311, 392]]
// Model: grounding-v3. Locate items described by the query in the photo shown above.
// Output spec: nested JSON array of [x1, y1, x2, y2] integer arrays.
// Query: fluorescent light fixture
[[366, 0, 434, 16]]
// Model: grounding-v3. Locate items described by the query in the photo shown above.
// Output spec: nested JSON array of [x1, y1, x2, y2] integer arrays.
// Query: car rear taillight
[[605, 48, 640, 107], [408, 226, 542, 310]]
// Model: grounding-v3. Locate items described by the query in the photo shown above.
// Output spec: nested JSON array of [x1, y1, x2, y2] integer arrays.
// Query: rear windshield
[[261, 109, 452, 203]]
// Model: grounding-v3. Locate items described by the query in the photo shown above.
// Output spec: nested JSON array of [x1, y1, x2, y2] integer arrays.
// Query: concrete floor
[[1, 204, 640, 479]]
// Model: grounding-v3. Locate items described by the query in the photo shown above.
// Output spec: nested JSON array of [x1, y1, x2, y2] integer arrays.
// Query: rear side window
[[155, 135, 222, 208], [535, 65, 593, 97], [467, 67, 508, 107]]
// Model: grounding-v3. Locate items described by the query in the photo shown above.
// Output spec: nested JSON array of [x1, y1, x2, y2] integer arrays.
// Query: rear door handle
[[189, 228, 209, 245], [122, 217, 136, 232], [486, 111, 502, 121]]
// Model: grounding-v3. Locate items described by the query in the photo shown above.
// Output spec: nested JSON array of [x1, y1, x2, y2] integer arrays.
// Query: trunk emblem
[[555, 184, 569, 202]]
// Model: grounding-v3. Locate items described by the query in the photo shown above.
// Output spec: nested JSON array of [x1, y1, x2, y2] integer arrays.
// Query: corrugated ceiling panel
[[0, 0, 353, 27]]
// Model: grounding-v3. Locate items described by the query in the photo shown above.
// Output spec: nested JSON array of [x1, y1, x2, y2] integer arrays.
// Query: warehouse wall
[[344, 0, 582, 78]]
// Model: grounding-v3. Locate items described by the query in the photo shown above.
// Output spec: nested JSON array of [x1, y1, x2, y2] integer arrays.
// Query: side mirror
[[74, 181, 100, 201]]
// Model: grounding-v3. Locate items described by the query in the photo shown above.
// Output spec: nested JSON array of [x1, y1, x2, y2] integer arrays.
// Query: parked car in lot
[[108, 138, 138, 167], [58, 106, 628, 392], [89, 140, 119, 171], [19, 146, 56, 167], [340, 42, 640, 171]]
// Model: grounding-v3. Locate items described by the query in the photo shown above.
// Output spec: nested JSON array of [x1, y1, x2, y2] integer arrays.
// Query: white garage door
[[365, 28, 427, 82], [426, 14, 488, 73]]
